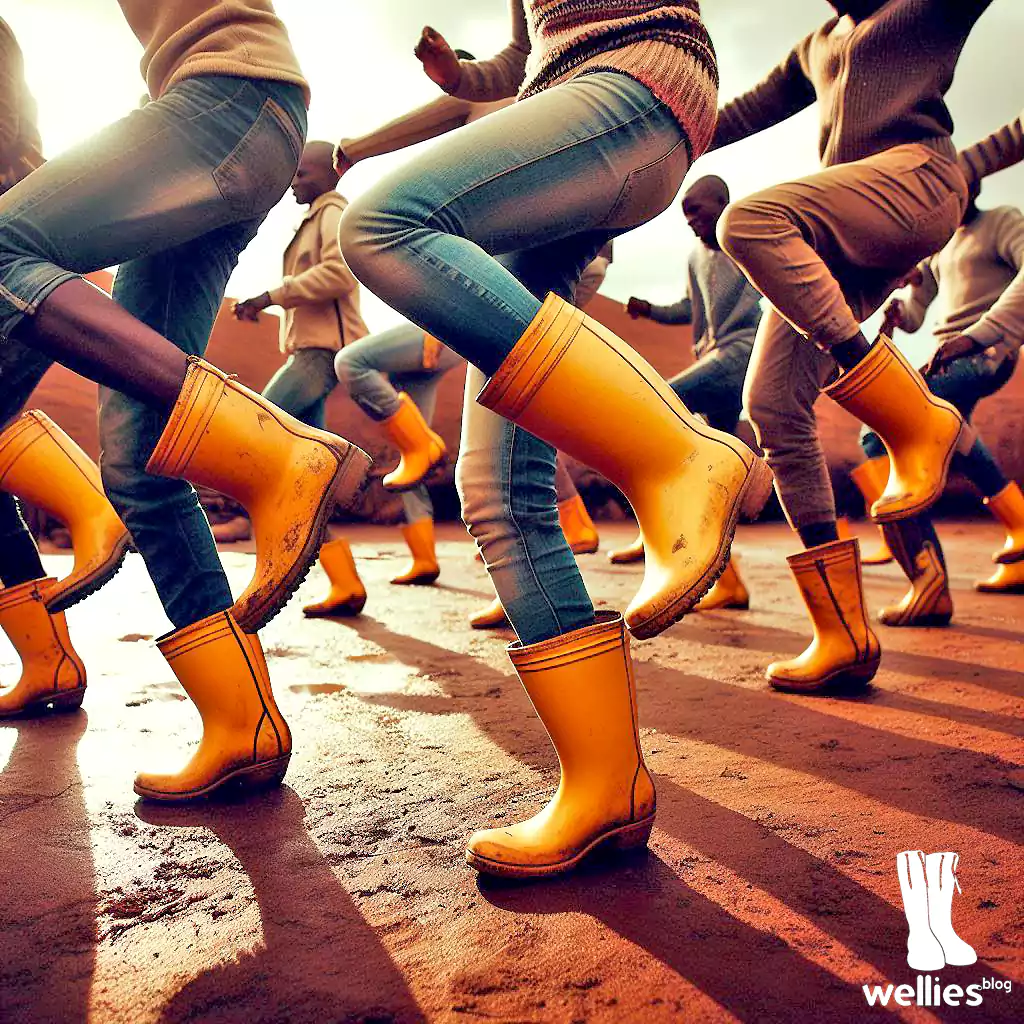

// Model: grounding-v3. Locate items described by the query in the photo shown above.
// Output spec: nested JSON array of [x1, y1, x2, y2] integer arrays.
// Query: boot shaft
[[897, 849, 931, 917]]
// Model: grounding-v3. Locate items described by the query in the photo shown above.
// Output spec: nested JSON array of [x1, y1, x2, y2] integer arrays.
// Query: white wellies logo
[[897, 850, 976, 971]]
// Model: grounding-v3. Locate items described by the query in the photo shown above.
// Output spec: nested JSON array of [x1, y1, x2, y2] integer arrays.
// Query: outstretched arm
[[959, 112, 1024, 187]]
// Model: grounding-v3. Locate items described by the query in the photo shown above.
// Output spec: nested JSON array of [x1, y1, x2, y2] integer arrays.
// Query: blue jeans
[[263, 347, 338, 430], [336, 322, 463, 524], [340, 71, 690, 643], [861, 347, 1015, 497], [0, 76, 307, 627], [669, 342, 753, 434]]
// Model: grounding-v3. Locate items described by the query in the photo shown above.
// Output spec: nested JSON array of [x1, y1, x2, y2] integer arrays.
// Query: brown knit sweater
[[959, 113, 1024, 186], [711, 0, 994, 168], [449, 0, 719, 159], [117, 1, 307, 103]]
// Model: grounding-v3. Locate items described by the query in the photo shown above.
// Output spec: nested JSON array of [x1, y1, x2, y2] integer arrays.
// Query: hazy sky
[[6, 1, 1024, 352]]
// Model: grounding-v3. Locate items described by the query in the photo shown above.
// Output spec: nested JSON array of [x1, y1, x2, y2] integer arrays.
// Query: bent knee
[[717, 195, 796, 263]]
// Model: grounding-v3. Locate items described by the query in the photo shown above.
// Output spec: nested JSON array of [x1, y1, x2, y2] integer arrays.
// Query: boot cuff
[[509, 610, 625, 671], [0, 410, 48, 479], [157, 609, 237, 661], [823, 336, 895, 402], [0, 576, 56, 612], [787, 538, 859, 574]]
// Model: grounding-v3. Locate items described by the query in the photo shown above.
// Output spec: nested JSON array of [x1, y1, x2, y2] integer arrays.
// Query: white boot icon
[[897, 850, 945, 971], [925, 852, 977, 966]]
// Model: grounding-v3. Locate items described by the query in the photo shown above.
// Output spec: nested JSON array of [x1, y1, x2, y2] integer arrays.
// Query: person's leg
[[262, 349, 339, 430], [668, 343, 749, 434]]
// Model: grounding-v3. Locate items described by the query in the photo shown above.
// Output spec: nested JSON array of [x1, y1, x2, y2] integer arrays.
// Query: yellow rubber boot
[[608, 533, 644, 565], [0, 411, 131, 612], [558, 495, 599, 555], [768, 539, 881, 694], [975, 561, 1024, 593], [134, 610, 291, 801], [984, 482, 1024, 564], [466, 612, 655, 878], [469, 596, 509, 630], [0, 578, 86, 717], [479, 295, 772, 640], [849, 457, 895, 564], [390, 519, 440, 585], [825, 337, 971, 522], [146, 358, 371, 632], [381, 393, 447, 492], [877, 520, 953, 628], [695, 556, 750, 611], [303, 538, 366, 617]]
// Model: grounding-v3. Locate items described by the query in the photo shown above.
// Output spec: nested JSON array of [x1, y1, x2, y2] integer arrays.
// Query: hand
[[333, 142, 354, 178], [233, 293, 271, 322], [896, 266, 924, 289], [922, 334, 977, 376], [414, 26, 463, 92], [880, 298, 908, 337], [626, 297, 652, 320]]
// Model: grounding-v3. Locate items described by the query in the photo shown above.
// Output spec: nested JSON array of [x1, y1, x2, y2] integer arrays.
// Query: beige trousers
[[718, 144, 968, 528]]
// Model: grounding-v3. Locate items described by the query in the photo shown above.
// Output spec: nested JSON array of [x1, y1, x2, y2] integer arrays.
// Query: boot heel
[[740, 458, 775, 522], [608, 816, 655, 853], [331, 445, 373, 512], [47, 686, 86, 712], [237, 754, 291, 792]]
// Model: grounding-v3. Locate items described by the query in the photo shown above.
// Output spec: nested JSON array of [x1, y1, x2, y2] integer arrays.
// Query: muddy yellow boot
[[466, 612, 655, 878], [849, 457, 895, 564], [984, 482, 1024, 564], [0, 578, 86, 717], [558, 495, 599, 555], [146, 358, 370, 632], [303, 538, 366, 617], [695, 556, 749, 611], [877, 519, 953, 628], [0, 411, 131, 612], [768, 539, 881, 694], [825, 337, 972, 522], [608, 533, 644, 565], [381, 393, 446, 492], [134, 610, 291, 801], [390, 519, 440, 585], [975, 561, 1024, 593], [479, 296, 772, 640], [469, 596, 509, 630]]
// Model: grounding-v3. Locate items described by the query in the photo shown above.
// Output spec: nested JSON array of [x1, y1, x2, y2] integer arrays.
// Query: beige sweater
[[117, 1, 307, 102], [900, 206, 1024, 353], [267, 192, 367, 355], [959, 112, 1024, 186]]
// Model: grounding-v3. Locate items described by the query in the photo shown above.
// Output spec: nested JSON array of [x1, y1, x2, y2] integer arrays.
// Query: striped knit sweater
[[959, 113, 1024, 186], [450, 1, 718, 160]]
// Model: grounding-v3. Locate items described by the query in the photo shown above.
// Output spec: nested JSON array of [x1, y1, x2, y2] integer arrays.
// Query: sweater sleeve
[[339, 95, 475, 164], [964, 208, 1024, 349], [958, 112, 1024, 186], [450, 0, 530, 102], [708, 38, 816, 152], [268, 203, 357, 308], [648, 296, 693, 326]]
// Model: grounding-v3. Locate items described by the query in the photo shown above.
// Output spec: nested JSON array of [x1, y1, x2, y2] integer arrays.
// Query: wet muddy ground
[[1, 521, 1021, 1023]]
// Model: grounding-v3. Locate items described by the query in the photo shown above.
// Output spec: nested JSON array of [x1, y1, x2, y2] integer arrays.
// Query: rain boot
[[146, 357, 371, 632], [877, 517, 952, 627], [608, 533, 644, 565], [0, 578, 86, 717], [558, 495, 599, 555], [768, 539, 880, 693], [381, 393, 446, 492], [466, 612, 655, 878], [469, 596, 509, 630], [925, 852, 977, 966], [824, 336, 973, 522], [975, 561, 1024, 593], [695, 556, 749, 611], [984, 481, 1024, 564], [849, 457, 894, 564], [390, 519, 440, 585], [478, 295, 772, 640], [303, 538, 366, 617], [134, 610, 291, 801], [897, 850, 946, 972], [0, 411, 131, 612]]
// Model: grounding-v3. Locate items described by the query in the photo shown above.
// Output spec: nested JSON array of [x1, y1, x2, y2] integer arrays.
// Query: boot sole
[[975, 582, 1024, 594], [629, 458, 774, 641], [382, 448, 447, 494], [768, 657, 880, 695], [233, 445, 372, 633], [302, 596, 367, 618], [44, 532, 133, 614], [879, 611, 952, 628], [0, 685, 86, 718], [465, 814, 655, 879], [609, 551, 644, 565], [861, 553, 894, 566], [133, 753, 291, 802], [569, 540, 600, 556], [390, 572, 440, 586]]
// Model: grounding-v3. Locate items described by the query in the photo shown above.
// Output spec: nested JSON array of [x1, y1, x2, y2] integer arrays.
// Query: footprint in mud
[[118, 634, 152, 643], [288, 683, 346, 696]]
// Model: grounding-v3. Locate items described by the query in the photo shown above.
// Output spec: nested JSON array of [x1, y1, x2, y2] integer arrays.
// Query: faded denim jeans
[[0, 75, 306, 627], [669, 340, 753, 434], [339, 71, 692, 643], [263, 347, 338, 431]]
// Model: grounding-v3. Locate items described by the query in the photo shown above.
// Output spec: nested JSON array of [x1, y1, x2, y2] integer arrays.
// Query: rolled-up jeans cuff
[[0, 270, 80, 341]]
